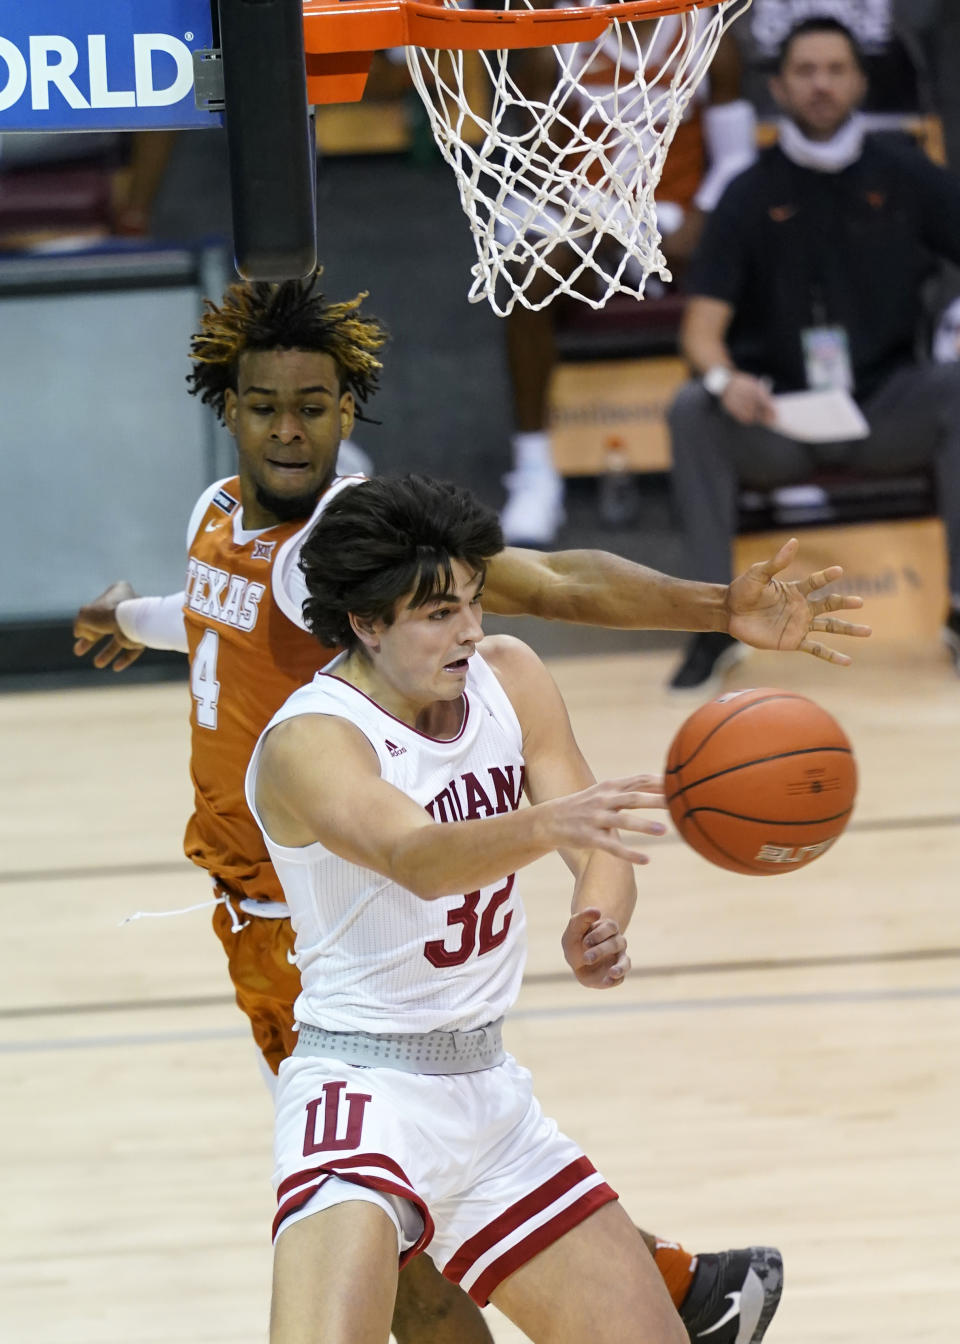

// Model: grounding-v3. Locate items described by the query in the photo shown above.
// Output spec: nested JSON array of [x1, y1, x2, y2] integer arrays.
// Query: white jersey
[[246, 652, 528, 1035]]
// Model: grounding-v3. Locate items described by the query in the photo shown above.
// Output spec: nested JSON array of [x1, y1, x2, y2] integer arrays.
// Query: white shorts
[[272, 1052, 618, 1305]]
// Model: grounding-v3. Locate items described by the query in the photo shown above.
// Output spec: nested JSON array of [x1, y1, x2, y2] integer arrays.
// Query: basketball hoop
[[303, 0, 752, 314]]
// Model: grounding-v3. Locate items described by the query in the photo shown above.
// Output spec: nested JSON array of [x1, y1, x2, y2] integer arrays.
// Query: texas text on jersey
[[182, 474, 357, 905]]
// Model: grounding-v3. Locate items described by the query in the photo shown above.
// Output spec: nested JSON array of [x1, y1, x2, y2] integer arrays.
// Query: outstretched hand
[[73, 581, 145, 672], [537, 774, 667, 864], [726, 537, 872, 664], [562, 907, 631, 989]]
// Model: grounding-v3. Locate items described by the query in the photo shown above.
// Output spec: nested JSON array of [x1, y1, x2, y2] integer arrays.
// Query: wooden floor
[[1, 639, 958, 1344]]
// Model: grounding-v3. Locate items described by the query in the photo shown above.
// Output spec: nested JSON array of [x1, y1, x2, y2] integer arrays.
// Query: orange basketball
[[665, 688, 857, 876]]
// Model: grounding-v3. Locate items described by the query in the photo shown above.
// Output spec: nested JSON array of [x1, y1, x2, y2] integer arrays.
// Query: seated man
[[667, 16, 960, 691]]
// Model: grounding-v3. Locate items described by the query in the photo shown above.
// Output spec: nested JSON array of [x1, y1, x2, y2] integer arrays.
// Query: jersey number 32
[[423, 874, 515, 968]]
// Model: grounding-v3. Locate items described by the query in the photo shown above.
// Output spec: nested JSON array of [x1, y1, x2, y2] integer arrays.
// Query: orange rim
[[303, 0, 728, 54]]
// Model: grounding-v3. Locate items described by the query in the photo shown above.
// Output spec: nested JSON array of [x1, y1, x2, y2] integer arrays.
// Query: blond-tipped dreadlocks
[[187, 271, 388, 423]]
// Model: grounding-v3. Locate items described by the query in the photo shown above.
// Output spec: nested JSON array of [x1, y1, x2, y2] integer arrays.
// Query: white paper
[[770, 388, 870, 443]]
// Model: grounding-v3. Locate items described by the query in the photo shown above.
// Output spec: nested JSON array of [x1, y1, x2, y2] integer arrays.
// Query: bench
[[548, 293, 687, 476]]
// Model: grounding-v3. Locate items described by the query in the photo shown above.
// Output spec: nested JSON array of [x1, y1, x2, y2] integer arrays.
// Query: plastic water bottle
[[597, 436, 640, 526]]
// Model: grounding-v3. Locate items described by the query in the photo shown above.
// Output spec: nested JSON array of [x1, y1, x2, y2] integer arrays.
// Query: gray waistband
[[292, 1018, 505, 1074]]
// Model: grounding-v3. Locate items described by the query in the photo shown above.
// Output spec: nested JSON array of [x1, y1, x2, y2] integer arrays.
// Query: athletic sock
[[511, 430, 554, 475], [654, 1239, 698, 1308]]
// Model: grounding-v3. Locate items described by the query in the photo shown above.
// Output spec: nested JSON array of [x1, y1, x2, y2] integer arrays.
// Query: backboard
[[0, 0, 750, 298], [0, 0, 219, 132], [0, 0, 317, 279]]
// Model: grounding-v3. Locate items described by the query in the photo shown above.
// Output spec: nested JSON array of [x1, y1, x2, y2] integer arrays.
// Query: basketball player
[[245, 472, 744, 1344], [74, 274, 865, 1343], [497, 22, 758, 544]]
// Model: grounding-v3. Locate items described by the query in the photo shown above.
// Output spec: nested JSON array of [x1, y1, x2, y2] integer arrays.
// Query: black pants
[[667, 362, 960, 596]]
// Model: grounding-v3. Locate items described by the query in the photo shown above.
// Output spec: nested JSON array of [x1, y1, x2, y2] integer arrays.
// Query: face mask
[[778, 112, 866, 172]]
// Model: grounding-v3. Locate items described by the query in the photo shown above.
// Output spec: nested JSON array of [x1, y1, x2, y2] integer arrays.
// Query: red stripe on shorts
[[276, 1150, 414, 1205], [464, 1183, 618, 1306], [273, 1175, 330, 1238], [272, 1155, 435, 1266], [444, 1155, 599, 1284]]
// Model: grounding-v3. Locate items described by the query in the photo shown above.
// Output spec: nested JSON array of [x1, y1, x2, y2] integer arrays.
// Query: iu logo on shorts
[[303, 1080, 372, 1155]]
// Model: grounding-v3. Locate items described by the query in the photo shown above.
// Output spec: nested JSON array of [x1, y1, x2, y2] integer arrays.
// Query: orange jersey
[[181, 475, 356, 904]]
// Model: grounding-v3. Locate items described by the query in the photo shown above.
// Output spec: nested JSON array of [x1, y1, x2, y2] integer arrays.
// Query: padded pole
[[218, 0, 317, 280]]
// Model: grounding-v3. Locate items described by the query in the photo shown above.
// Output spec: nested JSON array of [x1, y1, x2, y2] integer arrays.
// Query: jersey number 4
[[423, 874, 515, 968], [191, 629, 221, 729]]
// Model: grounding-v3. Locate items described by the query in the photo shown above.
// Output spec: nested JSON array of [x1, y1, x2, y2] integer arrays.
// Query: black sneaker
[[668, 632, 746, 693], [943, 609, 960, 673], [679, 1247, 783, 1344]]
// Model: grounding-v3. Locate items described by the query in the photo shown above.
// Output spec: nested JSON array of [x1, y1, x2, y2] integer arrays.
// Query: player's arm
[[72, 481, 216, 668], [254, 711, 663, 902], [483, 538, 870, 662], [73, 582, 188, 670], [485, 542, 728, 631], [484, 635, 659, 927], [483, 636, 667, 988]]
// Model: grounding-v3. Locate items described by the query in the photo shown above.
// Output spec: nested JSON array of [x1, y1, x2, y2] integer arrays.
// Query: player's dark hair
[[187, 271, 388, 422], [777, 17, 865, 72], [300, 475, 504, 652]]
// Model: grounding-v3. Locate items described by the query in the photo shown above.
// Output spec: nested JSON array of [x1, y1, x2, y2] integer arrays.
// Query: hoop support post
[[220, 0, 317, 279], [302, 0, 726, 102]]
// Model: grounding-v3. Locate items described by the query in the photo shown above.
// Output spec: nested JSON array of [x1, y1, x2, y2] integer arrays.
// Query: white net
[[405, 0, 752, 314]]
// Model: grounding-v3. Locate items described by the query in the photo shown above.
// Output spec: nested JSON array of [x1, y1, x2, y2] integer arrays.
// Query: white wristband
[[116, 593, 189, 653]]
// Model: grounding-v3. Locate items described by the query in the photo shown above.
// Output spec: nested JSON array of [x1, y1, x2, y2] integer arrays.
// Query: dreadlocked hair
[[186, 271, 388, 422]]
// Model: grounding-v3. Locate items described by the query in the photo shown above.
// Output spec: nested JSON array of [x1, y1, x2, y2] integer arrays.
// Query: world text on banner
[[0, 0, 218, 131]]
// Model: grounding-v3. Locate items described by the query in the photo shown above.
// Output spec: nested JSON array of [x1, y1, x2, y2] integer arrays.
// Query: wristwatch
[[702, 364, 733, 398]]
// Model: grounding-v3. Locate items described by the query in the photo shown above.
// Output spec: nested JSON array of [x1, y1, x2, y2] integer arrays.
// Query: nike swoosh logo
[[204, 520, 221, 531], [697, 1292, 741, 1337]]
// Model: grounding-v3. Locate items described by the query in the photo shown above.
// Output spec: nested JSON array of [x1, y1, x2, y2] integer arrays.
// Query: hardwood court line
[[3, 983, 959, 1055], [1, 811, 957, 886], [520, 944, 960, 989], [0, 858, 187, 885], [0, 992, 237, 1020], [509, 983, 960, 1022], [4, 945, 960, 1023], [0, 1026, 249, 1053]]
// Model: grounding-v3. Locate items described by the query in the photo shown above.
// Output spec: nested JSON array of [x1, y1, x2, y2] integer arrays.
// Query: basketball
[[665, 688, 857, 876]]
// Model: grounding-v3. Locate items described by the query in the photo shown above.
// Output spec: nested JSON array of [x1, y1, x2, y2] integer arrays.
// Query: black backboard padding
[[218, 0, 317, 279]]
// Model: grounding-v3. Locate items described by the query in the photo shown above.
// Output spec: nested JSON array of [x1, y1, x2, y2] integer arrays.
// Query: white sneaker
[[500, 469, 565, 547]]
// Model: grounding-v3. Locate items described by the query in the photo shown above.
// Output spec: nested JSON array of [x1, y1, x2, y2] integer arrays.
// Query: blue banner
[[0, 0, 221, 130]]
